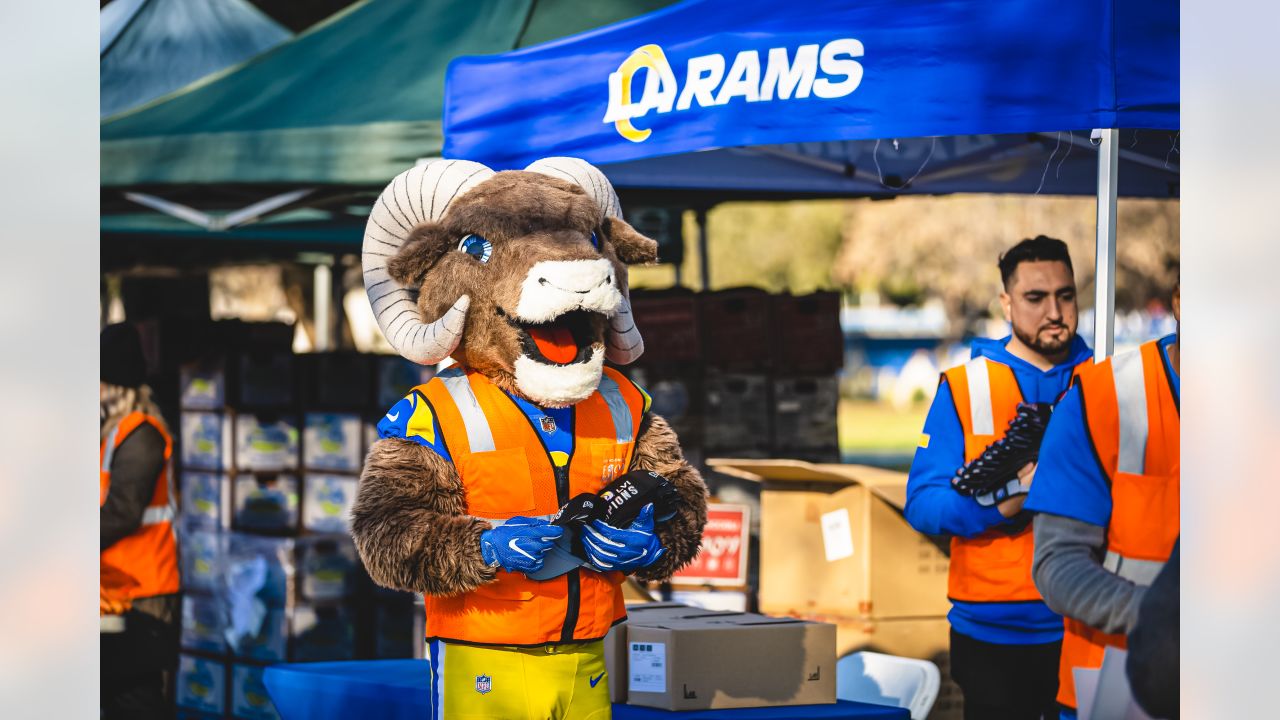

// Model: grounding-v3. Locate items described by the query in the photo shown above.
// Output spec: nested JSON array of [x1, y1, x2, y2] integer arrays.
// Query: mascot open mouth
[[510, 310, 602, 366]]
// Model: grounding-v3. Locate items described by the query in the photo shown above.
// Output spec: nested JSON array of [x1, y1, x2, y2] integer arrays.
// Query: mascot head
[[362, 158, 657, 408]]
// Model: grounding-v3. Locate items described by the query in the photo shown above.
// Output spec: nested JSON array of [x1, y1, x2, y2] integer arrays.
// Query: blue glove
[[479, 517, 565, 575], [582, 504, 667, 573]]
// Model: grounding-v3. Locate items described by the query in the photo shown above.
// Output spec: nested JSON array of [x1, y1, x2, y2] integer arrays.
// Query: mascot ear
[[387, 224, 455, 287], [603, 216, 658, 265]]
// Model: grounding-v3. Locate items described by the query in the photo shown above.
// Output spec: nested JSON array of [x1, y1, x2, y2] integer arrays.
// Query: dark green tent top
[[100, 0, 676, 188]]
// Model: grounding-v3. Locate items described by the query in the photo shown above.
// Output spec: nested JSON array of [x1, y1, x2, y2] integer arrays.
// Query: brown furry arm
[[350, 438, 496, 596], [628, 414, 709, 581]]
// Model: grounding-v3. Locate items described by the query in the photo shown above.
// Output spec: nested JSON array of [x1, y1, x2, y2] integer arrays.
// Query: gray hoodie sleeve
[[1032, 512, 1146, 635]]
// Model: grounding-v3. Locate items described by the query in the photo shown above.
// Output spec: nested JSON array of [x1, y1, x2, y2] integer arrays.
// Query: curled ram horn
[[363, 159, 494, 365], [524, 157, 644, 365]]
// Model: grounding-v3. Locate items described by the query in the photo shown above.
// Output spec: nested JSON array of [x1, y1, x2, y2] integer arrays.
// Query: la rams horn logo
[[475, 674, 492, 695]]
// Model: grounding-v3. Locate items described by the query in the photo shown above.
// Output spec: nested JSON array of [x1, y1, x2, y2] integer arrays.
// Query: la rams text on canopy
[[603, 38, 865, 142]]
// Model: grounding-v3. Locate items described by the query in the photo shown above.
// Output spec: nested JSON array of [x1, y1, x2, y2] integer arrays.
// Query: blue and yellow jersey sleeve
[[377, 390, 452, 464]]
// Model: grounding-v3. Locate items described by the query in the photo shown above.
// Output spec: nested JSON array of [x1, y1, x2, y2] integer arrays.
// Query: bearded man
[[904, 236, 1093, 720]]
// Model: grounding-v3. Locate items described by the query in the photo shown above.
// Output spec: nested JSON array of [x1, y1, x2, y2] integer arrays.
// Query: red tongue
[[528, 325, 577, 363]]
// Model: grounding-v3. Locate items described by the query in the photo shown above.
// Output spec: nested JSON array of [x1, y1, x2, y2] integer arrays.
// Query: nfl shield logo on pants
[[475, 674, 492, 695]]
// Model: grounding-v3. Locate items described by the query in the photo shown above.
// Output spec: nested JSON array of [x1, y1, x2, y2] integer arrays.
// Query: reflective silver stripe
[[438, 370, 495, 454], [1103, 550, 1165, 586], [141, 505, 174, 526], [597, 374, 634, 444], [965, 358, 995, 435], [476, 514, 556, 528], [101, 425, 120, 472], [1112, 350, 1149, 475]]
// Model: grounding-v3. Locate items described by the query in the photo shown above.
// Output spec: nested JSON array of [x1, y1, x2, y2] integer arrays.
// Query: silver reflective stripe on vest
[[438, 369, 496, 454], [101, 425, 121, 471], [1112, 350, 1149, 475], [1103, 550, 1165, 586], [965, 358, 995, 435], [596, 374, 635, 444], [141, 504, 174, 526]]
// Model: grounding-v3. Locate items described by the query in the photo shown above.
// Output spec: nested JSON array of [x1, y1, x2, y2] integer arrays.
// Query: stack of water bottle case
[[174, 344, 432, 719]]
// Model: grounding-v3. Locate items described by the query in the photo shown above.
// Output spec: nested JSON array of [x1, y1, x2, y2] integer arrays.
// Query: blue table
[[264, 660, 909, 720]]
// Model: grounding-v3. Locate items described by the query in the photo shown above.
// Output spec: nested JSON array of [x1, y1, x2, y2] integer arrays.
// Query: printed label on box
[[820, 507, 855, 562], [629, 641, 667, 693]]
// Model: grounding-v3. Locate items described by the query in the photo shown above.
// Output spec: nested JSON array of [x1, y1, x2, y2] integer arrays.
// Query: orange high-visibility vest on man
[[1026, 334, 1180, 715], [943, 357, 1091, 604], [384, 364, 648, 645], [100, 410, 179, 607]]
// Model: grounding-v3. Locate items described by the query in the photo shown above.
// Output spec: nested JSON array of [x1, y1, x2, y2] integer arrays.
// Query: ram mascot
[[351, 158, 709, 719]]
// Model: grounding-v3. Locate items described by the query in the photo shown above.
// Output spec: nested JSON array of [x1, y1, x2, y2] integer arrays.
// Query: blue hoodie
[[905, 334, 1093, 645]]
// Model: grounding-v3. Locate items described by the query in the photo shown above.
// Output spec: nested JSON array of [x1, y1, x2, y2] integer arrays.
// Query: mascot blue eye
[[589, 231, 600, 249], [457, 234, 492, 263]]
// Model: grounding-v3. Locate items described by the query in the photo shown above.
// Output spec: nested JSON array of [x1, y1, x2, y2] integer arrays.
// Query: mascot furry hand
[[351, 158, 709, 652]]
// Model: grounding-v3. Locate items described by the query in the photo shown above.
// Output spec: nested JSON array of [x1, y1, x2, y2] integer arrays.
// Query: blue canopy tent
[[442, 0, 1179, 356]]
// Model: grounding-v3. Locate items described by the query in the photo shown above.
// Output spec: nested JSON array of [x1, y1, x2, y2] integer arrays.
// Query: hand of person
[[479, 517, 565, 575], [582, 504, 667, 573], [996, 462, 1037, 518], [100, 588, 131, 616]]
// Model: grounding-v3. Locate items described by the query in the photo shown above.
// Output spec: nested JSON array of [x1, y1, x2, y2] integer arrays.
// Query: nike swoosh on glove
[[480, 517, 565, 575], [582, 504, 668, 573]]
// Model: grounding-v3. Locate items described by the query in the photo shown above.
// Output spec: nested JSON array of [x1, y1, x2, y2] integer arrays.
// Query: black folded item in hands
[[952, 402, 1053, 499]]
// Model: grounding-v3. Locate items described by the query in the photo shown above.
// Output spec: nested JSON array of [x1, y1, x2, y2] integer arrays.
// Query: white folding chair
[[836, 651, 940, 720]]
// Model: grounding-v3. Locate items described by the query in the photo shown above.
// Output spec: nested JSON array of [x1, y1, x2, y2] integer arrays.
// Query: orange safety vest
[[417, 365, 646, 646], [1056, 339, 1179, 709], [943, 357, 1090, 603], [100, 411, 180, 606]]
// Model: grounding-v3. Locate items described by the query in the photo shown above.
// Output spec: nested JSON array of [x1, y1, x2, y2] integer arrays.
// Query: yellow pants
[[427, 639, 612, 720]]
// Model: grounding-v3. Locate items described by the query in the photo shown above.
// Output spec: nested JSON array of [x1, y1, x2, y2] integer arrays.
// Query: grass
[[839, 398, 929, 456]]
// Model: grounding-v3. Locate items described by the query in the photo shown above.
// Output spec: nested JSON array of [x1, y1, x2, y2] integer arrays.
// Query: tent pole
[[313, 261, 333, 352], [1092, 128, 1119, 360], [696, 208, 710, 291]]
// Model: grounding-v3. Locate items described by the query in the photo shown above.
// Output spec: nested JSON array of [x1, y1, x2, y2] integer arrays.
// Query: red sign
[[672, 503, 750, 587]]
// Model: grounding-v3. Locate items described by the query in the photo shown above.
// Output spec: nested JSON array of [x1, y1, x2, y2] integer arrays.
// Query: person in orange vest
[[350, 159, 708, 719], [1025, 284, 1179, 719], [99, 322, 180, 720], [905, 236, 1092, 720]]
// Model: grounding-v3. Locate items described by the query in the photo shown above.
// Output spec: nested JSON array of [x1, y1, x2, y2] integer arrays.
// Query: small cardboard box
[[233, 474, 300, 533], [181, 472, 230, 530], [709, 459, 950, 620], [302, 413, 364, 472], [181, 412, 231, 472], [176, 654, 227, 714], [231, 663, 281, 720], [180, 358, 226, 410], [297, 535, 360, 602], [302, 473, 359, 533], [235, 413, 300, 471], [625, 613, 836, 711], [605, 603, 702, 703], [181, 593, 227, 655], [225, 534, 294, 606], [178, 525, 225, 595]]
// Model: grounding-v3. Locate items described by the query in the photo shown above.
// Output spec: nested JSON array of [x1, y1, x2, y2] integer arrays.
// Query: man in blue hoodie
[[905, 236, 1093, 720]]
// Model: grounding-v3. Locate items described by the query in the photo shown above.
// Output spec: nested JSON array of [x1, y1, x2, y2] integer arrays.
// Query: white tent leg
[[1092, 128, 1119, 360]]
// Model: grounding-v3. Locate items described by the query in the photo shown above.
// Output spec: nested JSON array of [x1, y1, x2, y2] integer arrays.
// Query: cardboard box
[[235, 413, 300, 471], [302, 413, 363, 472], [625, 613, 836, 711], [231, 663, 281, 720], [178, 525, 225, 595], [291, 603, 356, 662], [297, 535, 360, 602], [225, 534, 294, 606], [604, 603, 705, 704], [233, 474, 300, 533], [703, 372, 772, 456], [181, 412, 231, 472], [302, 473, 359, 533], [181, 593, 227, 655], [176, 654, 227, 715], [709, 459, 950, 620], [180, 472, 230, 529], [180, 358, 226, 410]]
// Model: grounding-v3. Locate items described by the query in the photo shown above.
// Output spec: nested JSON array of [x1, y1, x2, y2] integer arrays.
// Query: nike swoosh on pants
[[589, 672, 606, 688]]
